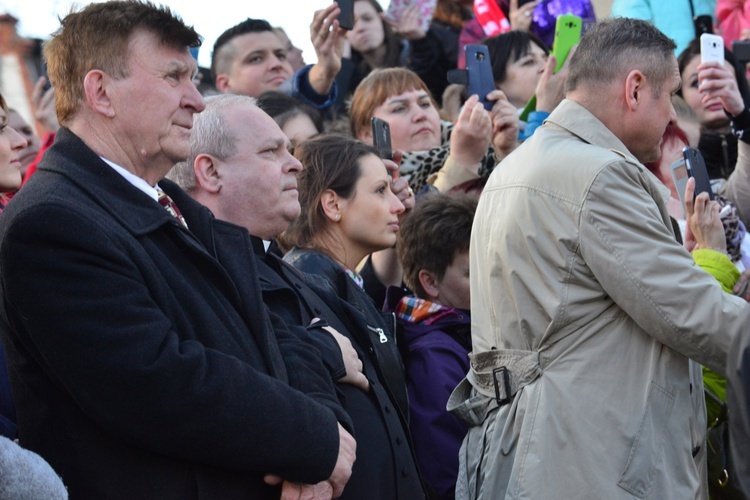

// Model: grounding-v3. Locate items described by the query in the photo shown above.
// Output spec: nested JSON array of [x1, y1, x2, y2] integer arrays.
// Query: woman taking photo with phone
[[678, 38, 750, 225], [350, 67, 519, 193], [483, 29, 570, 140]]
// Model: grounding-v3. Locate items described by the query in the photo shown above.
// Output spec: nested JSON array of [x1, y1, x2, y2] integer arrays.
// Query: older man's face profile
[[214, 104, 302, 240], [631, 61, 681, 164], [107, 30, 204, 175]]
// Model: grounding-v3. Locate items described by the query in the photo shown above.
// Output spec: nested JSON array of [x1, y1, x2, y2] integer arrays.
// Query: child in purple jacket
[[387, 192, 477, 500]]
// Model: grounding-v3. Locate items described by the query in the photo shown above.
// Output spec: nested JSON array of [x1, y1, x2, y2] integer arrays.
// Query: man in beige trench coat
[[451, 18, 749, 499]]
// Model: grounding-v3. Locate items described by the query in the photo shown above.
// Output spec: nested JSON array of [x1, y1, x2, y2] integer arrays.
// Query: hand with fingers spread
[[384, 5, 426, 41], [684, 177, 726, 253], [449, 94, 493, 171], [697, 61, 745, 116], [309, 3, 347, 96], [487, 89, 520, 159], [31, 77, 59, 134], [509, 0, 538, 31]]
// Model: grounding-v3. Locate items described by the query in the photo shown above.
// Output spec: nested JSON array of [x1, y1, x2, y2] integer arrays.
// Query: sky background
[[0, 0, 392, 68]]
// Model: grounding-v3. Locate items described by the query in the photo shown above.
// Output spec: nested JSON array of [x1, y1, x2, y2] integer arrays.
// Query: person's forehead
[[232, 31, 285, 56], [228, 104, 288, 148], [354, 1, 377, 14], [384, 88, 429, 103], [128, 31, 197, 70]]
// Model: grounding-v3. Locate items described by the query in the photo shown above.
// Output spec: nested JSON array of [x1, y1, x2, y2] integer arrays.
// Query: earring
[[334, 213, 341, 222]]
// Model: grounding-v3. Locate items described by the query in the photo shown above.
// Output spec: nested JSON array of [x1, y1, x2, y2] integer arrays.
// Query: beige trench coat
[[453, 100, 748, 499]]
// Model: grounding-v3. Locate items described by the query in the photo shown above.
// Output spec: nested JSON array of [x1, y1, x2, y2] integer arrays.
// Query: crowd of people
[[0, 0, 749, 498]]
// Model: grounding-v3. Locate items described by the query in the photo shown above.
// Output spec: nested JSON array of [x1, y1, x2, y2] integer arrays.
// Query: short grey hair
[[167, 93, 255, 192], [565, 18, 677, 97]]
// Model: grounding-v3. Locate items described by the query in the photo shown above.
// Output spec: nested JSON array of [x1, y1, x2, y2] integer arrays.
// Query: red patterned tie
[[156, 188, 188, 229]]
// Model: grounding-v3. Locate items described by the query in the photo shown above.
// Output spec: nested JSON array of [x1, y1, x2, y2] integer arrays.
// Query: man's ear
[[624, 69, 646, 112], [83, 70, 115, 117], [194, 154, 221, 194], [215, 74, 231, 94], [418, 269, 440, 301], [320, 189, 343, 222]]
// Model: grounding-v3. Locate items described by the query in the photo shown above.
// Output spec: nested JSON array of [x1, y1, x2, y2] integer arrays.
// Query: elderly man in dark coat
[[0, 2, 355, 498], [168, 93, 427, 499]]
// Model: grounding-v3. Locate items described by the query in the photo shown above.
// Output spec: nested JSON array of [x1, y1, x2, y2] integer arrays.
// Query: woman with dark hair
[[483, 29, 568, 140], [678, 38, 750, 225], [256, 91, 323, 150], [332, 0, 408, 112], [281, 134, 412, 418], [678, 38, 750, 179], [283, 135, 406, 279]]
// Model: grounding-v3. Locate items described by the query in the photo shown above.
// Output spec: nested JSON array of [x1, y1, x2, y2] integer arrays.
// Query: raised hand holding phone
[[700, 33, 724, 66], [519, 14, 581, 121], [683, 177, 726, 254], [684, 146, 715, 202], [465, 44, 497, 110]]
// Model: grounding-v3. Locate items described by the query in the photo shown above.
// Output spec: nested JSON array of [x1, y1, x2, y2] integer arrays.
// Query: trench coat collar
[[545, 99, 672, 205]]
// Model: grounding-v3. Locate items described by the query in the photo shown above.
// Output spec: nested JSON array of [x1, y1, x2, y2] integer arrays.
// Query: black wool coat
[[0, 128, 348, 499], [254, 238, 426, 499]]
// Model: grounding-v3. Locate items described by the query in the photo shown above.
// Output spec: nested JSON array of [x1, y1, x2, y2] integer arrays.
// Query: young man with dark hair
[[212, 5, 344, 112], [388, 192, 477, 499]]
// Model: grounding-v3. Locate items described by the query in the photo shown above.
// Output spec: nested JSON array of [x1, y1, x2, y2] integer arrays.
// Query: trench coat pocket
[[617, 382, 676, 498]]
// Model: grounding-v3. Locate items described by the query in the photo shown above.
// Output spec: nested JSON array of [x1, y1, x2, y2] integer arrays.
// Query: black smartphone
[[694, 14, 714, 37], [465, 44, 495, 111], [683, 147, 714, 201], [371, 117, 393, 161], [336, 0, 354, 30], [733, 40, 750, 64]]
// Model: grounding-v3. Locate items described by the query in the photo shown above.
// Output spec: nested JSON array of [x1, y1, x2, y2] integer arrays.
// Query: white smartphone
[[670, 157, 689, 217], [701, 33, 725, 66]]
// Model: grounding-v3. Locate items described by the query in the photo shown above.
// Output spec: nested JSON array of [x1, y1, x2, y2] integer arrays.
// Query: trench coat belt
[[447, 349, 542, 426]]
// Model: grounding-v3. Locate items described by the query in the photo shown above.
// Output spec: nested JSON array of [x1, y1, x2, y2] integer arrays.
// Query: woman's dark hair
[[255, 91, 324, 134], [677, 38, 750, 105], [353, 0, 403, 68], [281, 134, 379, 249], [483, 30, 549, 85]]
